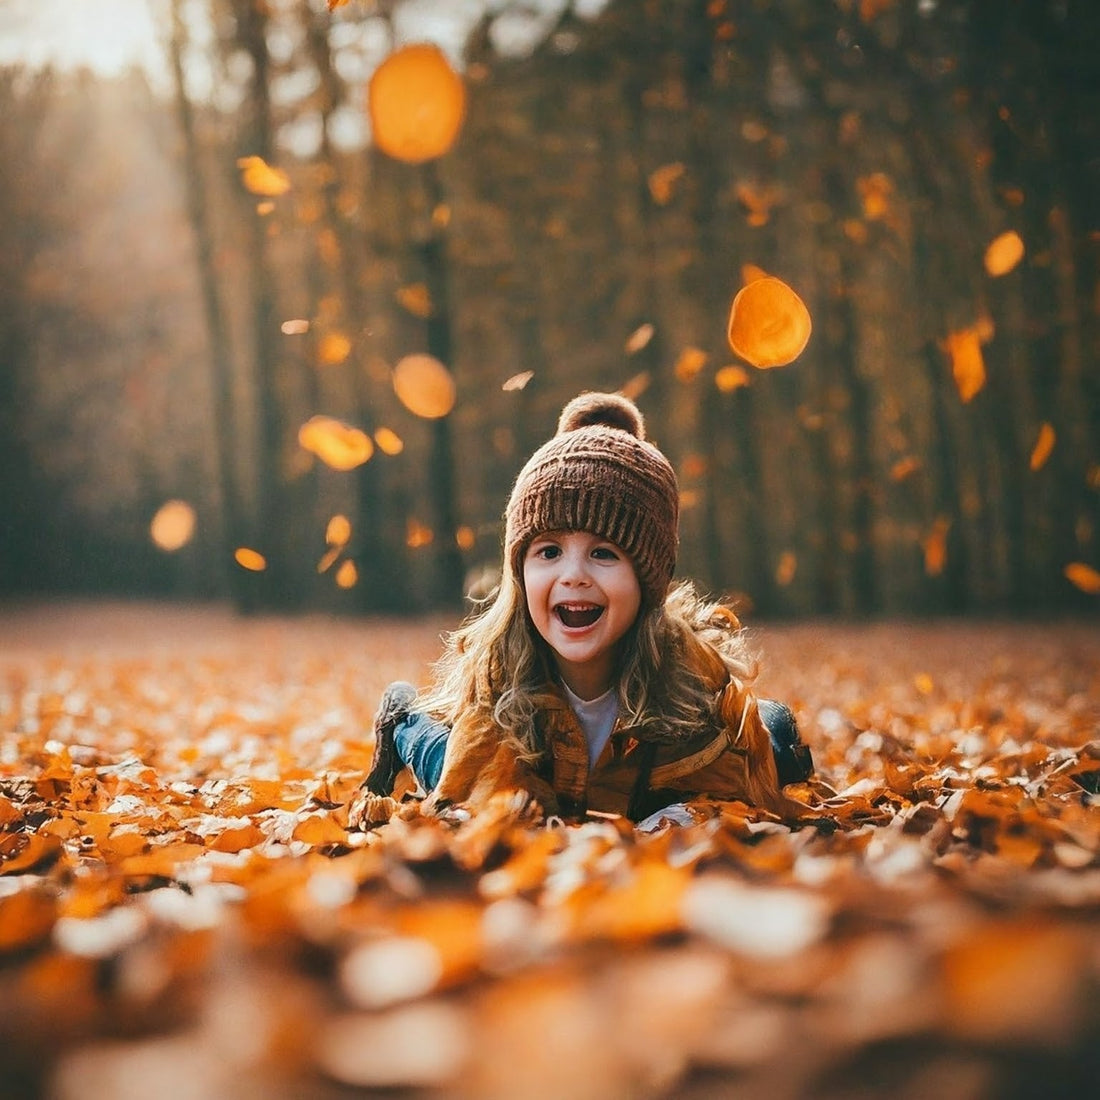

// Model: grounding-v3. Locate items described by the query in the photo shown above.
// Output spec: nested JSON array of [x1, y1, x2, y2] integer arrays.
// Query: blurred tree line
[[0, 0, 1096, 617]]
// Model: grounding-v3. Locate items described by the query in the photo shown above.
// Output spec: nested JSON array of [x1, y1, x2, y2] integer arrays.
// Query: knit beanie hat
[[504, 392, 680, 608]]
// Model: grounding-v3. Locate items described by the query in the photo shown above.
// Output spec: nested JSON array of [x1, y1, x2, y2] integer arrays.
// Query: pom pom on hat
[[504, 391, 679, 607], [557, 392, 646, 440]]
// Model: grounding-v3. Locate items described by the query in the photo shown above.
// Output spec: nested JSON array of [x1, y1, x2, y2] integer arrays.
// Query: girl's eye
[[591, 546, 619, 561], [533, 544, 560, 560]]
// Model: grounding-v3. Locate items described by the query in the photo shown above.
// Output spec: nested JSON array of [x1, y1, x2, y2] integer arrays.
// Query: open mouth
[[555, 603, 605, 628]]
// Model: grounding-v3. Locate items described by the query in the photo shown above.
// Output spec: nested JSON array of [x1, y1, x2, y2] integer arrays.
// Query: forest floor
[[0, 601, 1097, 1100]]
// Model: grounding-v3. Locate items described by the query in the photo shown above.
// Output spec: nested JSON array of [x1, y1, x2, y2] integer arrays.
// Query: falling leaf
[[317, 546, 341, 574], [735, 182, 781, 226], [715, 365, 751, 392], [432, 204, 451, 228], [857, 173, 893, 221], [335, 560, 358, 589], [1029, 422, 1056, 471], [299, 415, 374, 471], [1063, 562, 1100, 595], [648, 162, 685, 206], [914, 673, 935, 695], [318, 332, 352, 366], [368, 44, 467, 164], [889, 456, 922, 482], [374, 427, 405, 455], [674, 346, 708, 383], [502, 371, 534, 392], [235, 547, 267, 572], [455, 526, 476, 551], [984, 230, 1025, 277], [407, 518, 434, 548], [944, 328, 986, 403], [922, 516, 951, 576], [328, 0, 351, 9], [740, 120, 768, 142], [775, 551, 797, 587], [237, 156, 291, 197], [150, 500, 196, 552], [326, 515, 352, 547], [396, 284, 433, 318], [619, 372, 651, 400], [281, 319, 310, 335], [844, 219, 869, 244], [624, 324, 655, 355], [727, 276, 812, 368], [393, 354, 456, 419]]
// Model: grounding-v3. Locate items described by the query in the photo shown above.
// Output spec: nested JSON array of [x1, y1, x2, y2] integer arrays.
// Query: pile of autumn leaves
[[0, 611, 1097, 1098]]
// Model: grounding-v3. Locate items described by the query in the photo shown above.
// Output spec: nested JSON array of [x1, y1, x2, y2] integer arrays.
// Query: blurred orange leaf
[[318, 332, 352, 366], [625, 323, 655, 355], [857, 173, 893, 220], [396, 284, 433, 318], [335, 560, 359, 589], [944, 328, 986, 403], [150, 500, 196, 552], [393, 354, 456, 419], [984, 230, 1025, 277], [923, 516, 951, 576], [1029, 422, 1056, 471], [326, 515, 352, 547], [234, 547, 267, 572], [299, 415, 374, 471], [237, 156, 291, 197], [674, 346, 708, 382], [715, 365, 751, 392], [648, 162, 685, 205], [374, 426, 405, 455], [368, 44, 466, 164], [1063, 562, 1100, 594]]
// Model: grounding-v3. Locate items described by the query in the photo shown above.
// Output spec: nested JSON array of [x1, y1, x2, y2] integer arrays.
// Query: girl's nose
[[558, 549, 591, 585]]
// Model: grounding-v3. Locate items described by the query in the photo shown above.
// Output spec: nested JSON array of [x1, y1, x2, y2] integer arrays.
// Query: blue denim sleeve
[[392, 711, 451, 792]]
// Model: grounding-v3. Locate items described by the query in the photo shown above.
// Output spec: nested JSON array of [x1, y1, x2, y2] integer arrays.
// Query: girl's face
[[522, 529, 642, 700]]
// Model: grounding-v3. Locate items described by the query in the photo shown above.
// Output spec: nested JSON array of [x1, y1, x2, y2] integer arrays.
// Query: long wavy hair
[[419, 560, 759, 761]]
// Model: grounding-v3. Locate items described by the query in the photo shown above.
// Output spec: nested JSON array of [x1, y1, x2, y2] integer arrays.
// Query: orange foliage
[[0, 609, 1096, 1092]]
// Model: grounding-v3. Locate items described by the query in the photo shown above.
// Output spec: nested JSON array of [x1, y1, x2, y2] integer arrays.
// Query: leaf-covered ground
[[1, 602, 1097, 1100]]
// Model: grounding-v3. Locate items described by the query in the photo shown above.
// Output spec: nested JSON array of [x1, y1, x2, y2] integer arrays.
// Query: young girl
[[350, 392, 811, 829]]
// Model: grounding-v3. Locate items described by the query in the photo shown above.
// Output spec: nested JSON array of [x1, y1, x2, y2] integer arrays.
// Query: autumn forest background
[[2, 0, 1098, 618]]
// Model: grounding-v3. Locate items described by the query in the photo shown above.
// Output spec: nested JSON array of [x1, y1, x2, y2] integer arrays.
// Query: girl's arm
[[423, 711, 559, 819]]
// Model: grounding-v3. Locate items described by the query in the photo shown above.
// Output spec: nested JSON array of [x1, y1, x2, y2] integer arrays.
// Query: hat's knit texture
[[505, 392, 680, 607]]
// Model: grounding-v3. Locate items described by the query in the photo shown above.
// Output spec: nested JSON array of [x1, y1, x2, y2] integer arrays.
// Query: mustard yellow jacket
[[424, 661, 790, 823]]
